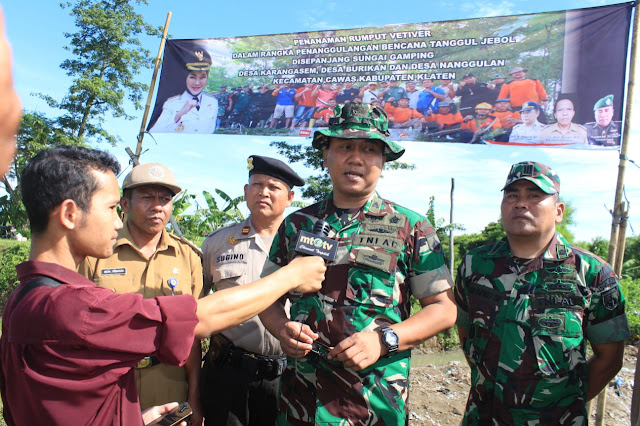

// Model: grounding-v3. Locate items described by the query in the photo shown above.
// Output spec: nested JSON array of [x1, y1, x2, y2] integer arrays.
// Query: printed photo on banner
[[147, 3, 632, 149]]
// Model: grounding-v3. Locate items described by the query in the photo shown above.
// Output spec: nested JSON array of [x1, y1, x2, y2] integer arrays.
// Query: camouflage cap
[[594, 94, 614, 110], [122, 163, 182, 196], [502, 161, 560, 194], [312, 102, 405, 161]]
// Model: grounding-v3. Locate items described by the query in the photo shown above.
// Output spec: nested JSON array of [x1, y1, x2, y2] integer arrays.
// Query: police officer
[[200, 155, 304, 425], [79, 163, 205, 425], [585, 94, 622, 146], [455, 161, 630, 424], [259, 103, 456, 424], [150, 46, 218, 134]]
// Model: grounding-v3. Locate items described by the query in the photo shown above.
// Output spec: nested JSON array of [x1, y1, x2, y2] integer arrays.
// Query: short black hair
[[21, 145, 120, 234]]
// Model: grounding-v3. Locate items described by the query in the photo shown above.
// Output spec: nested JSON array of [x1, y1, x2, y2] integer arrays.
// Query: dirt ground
[[407, 345, 638, 425]]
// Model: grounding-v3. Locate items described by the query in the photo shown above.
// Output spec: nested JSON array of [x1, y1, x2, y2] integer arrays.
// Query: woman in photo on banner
[[150, 46, 218, 134]]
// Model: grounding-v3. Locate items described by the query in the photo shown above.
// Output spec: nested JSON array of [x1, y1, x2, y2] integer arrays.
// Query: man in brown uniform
[[79, 163, 205, 425], [200, 155, 305, 425]]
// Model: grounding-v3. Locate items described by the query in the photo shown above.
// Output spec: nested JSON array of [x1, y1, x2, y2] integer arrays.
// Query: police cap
[[247, 155, 305, 188]]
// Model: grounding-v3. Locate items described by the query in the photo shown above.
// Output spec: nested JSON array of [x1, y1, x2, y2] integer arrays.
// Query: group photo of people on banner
[[148, 3, 630, 148]]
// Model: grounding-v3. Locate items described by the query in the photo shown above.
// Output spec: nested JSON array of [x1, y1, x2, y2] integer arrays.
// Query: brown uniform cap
[[122, 163, 182, 195]]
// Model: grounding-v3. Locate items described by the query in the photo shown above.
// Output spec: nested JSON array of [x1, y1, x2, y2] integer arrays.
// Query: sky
[[3, 0, 639, 243]]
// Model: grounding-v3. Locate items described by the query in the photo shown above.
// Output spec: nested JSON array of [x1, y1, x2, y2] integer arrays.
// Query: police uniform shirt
[[150, 91, 218, 134], [585, 120, 622, 146], [78, 223, 203, 409], [201, 217, 284, 356], [509, 121, 545, 144]]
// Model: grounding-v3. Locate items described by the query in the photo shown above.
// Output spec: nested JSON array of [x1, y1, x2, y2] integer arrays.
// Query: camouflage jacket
[[263, 192, 453, 425], [455, 233, 630, 425]]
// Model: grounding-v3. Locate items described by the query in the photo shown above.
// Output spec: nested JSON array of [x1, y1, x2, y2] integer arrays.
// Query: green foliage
[[556, 198, 576, 244], [0, 112, 81, 233], [38, 0, 159, 144], [0, 241, 30, 314], [172, 189, 245, 241], [620, 278, 640, 341]]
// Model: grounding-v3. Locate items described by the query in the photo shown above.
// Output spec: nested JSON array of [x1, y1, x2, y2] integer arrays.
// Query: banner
[[148, 3, 632, 149]]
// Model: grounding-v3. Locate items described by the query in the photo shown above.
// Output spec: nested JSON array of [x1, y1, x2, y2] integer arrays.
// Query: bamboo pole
[[134, 12, 172, 159], [449, 178, 454, 273], [595, 3, 638, 424]]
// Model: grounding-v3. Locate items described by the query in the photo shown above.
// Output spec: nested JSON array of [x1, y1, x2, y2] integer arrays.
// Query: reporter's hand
[[279, 321, 318, 358], [288, 256, 326, 293], [142, 402, 187, 426], [328, 331, 383, 371]]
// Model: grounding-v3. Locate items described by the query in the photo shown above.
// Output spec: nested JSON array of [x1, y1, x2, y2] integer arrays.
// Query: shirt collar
[[17, 260, 95, 287], [486, 232, 573, 261], [116, 222, 176, 255]]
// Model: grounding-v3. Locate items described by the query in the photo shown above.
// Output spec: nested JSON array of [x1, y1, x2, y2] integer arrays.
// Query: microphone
[[294, 219, 338, 263]]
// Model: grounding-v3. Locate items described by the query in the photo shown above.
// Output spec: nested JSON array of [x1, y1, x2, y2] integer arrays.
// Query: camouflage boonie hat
[[502, 161, 560, 194], [594, 94, 614, 110], [312, 102, 405, 161]]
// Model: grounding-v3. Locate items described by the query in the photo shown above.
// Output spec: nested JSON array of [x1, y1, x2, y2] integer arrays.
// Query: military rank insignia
[[241, 226, 250, 235]]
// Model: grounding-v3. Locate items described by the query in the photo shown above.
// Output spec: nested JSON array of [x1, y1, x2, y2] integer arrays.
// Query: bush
[[620, 277, 640, 342], [0, 240, 29, 314]]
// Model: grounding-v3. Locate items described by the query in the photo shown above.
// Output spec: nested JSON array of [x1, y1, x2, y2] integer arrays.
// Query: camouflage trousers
[[276, 353, 410, 425]]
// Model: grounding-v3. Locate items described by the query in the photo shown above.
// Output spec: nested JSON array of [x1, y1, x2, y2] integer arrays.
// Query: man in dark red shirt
[[0, 146, 326, 426]]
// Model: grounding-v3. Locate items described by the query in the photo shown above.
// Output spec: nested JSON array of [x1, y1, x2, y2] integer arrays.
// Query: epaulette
[[202, 92, 216, 99], [205, 223, 234, 238], [166, 94, 182, 101], [168, 232, 203, 257]]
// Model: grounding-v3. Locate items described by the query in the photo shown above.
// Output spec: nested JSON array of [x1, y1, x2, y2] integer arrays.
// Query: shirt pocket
[[530, 307, 585, 376], [213, 263, 247, 290], [465, 283, 503, 367], [94, 272, 140, 294], [346, 247, 398, 308]]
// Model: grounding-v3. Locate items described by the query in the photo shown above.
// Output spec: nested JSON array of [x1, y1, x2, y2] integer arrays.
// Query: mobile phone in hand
[[146, 402, 192, 426]]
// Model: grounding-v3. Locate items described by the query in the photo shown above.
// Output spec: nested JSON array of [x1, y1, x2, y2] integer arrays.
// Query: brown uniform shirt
[[78, 223, 203, 410]]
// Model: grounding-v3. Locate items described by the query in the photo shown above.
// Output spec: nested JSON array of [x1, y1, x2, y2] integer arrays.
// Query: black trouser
[[201, 349, 282, 426]]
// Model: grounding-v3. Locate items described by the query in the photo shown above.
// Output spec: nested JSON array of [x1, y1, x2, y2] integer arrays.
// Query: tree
[[38, 0, 159, 145], [269, 140, 415, 202], [0, 112, 79, 232], [2, 1, 158, 232]]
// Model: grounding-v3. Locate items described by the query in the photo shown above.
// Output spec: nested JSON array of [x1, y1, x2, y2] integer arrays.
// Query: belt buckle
[[135, 357, 152, 369]]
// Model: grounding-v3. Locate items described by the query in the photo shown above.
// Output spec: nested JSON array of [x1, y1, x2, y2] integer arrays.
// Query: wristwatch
[[376, 327, 399, 357]]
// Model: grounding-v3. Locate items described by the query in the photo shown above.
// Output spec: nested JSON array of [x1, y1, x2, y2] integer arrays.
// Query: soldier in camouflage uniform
[[455, 161, 630, 425], [259, 102, 457, 425]]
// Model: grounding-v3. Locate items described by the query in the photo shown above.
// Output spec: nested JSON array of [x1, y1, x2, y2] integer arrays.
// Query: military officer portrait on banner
[[259, 102, 457, 425], [149, 45, 218, 134], [585, 94, 622, 146], [78, 163, 206, 425], [455, 161, 630, 425], [200, 155, 305, 425]]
